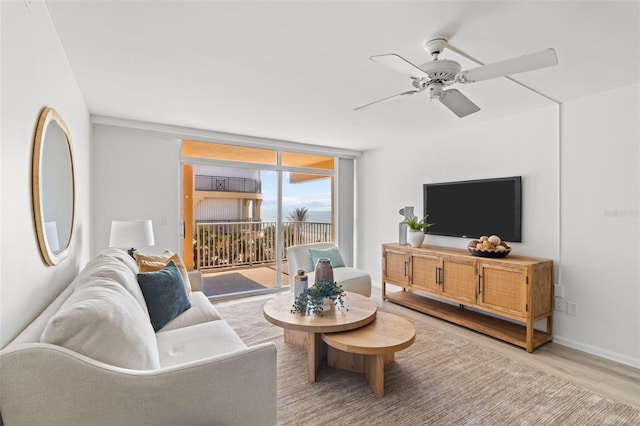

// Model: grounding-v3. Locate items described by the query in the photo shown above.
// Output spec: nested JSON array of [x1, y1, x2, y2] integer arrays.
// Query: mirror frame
[[32, 107, 76, 266]]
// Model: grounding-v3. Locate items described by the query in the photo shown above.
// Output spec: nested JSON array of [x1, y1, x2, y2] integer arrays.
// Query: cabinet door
[[440, 256, 477, 304], [383, 249, 409, 286], [478, 263, 527, 317], [409, 253, 440, 294]]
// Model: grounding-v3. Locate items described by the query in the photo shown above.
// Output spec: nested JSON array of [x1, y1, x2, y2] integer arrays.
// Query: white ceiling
[[46, 1, 640, 151]]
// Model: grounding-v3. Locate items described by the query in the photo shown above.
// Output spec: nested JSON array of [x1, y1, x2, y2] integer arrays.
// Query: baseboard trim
[[552, 336, 640, 369], [374, 281, 639, 368]]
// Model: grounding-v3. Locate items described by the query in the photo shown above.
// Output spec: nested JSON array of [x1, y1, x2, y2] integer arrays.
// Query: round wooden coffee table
[[321, 311, 416, 397], [263, 291, 377, 382]]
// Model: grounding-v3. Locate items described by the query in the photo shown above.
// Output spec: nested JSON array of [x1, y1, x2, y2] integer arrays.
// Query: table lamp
[[109, 220, 155, 258]]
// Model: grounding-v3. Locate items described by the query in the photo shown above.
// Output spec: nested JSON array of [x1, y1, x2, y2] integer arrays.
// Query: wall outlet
[[554, 296, 564, 312], [567, 302, 577, 316]]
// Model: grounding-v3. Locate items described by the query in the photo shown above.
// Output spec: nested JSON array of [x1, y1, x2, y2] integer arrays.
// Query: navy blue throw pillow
[[137, 261, 191, 331]]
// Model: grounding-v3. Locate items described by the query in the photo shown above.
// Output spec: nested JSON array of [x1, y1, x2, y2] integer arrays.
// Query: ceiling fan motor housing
[[420, 59, 461, 83]]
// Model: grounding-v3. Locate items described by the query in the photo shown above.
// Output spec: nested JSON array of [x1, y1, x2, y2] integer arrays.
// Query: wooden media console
[[382, 243, 553, 352]]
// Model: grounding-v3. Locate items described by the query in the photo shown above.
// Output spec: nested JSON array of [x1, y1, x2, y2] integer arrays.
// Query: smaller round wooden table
[[321, 311, 416, 397], [263, 292, 377, 383]]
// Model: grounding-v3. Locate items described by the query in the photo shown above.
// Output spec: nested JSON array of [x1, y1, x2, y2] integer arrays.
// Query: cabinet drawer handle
[[404, 261, 408, 277]]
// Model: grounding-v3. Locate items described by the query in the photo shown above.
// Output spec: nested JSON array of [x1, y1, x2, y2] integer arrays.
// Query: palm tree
[[287, 207, 309, 245], [287, 207, 309, 222]]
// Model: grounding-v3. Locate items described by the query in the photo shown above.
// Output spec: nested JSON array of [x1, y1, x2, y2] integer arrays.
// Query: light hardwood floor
[[372, 289, 640, 408]]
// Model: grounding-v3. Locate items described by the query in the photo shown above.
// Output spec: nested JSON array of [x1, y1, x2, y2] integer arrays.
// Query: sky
[[260, 170, 332, 222]]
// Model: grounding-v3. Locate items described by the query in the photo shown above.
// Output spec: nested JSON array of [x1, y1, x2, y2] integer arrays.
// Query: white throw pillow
[[41, 278, 160, 370]]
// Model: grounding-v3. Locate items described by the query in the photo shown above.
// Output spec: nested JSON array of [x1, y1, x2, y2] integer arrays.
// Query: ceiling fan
[[355, 36, 558, 118]]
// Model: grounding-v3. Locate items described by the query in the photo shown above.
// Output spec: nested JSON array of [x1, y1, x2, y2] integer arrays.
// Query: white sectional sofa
[[286, 242, 372, 297], [0, 248, 277, 426]]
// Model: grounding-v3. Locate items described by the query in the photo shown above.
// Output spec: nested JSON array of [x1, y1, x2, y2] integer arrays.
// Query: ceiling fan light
[[428, 83, 444, 100]]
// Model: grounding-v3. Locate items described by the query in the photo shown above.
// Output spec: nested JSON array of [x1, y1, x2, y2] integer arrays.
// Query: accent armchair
[[286, 242, 371, 297]]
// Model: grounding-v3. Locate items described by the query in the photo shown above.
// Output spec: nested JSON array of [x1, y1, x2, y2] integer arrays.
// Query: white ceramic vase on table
[[322, 298, 334, 312], [407, 230, 425, 247]]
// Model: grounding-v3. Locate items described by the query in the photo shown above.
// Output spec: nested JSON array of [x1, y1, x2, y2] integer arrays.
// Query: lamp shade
[[109, 220, 155, 249]]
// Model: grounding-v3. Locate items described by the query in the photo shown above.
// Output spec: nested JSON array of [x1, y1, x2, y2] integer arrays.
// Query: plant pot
[[407, 230, 425, 247], [322, 298, 334, 312]]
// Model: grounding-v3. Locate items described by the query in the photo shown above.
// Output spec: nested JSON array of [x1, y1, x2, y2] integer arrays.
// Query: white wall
[[0, 1, 91, 347], [558, 83, 639, 366], [357, 85, 639, 367], [92, 124, 183, 255], [357, 105, 559, 273], [196, 198, 243, 221]]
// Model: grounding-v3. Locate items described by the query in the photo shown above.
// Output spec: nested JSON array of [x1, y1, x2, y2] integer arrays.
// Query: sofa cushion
[[309, 246, 346, 270], [137, 261, 192, 332], [136, 250, 192, 294], [76, 253, 149, 318], [156, 321, 247, 368], [98, 247, 139, 274], [40, 278, 160, 370], [159, 291, 223, 332]]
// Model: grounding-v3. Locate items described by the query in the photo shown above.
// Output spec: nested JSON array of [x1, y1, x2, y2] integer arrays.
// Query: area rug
[[215, 297, 640, 426], [202, 273, 265, 297]]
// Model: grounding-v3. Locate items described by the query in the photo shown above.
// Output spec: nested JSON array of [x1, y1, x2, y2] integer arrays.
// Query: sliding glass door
[[181, 141, 335, 299]]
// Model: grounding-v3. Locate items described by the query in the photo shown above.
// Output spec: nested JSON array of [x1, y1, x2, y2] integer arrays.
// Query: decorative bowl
[[467, 247, 512, 258]]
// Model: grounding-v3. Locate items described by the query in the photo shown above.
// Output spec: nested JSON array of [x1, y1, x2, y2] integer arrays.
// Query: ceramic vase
[[314, 258, 334, 284], [293, 269, 308, 298], [407, 230, 425, 248]]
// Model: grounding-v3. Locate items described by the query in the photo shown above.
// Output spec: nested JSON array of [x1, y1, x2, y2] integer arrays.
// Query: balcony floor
[[201, 263, 290, 298]]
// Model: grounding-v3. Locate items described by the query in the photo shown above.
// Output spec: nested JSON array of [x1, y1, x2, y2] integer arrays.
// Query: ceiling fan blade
[[354, 90, 422, 111], [459, 48, 558, 83], [440, 89, 480, 118], [370, 54, 429, 78]]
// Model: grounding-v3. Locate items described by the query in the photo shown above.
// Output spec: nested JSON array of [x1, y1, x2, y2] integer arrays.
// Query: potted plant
[[291, 280, 346, 315], [405, 215, 434, 247]]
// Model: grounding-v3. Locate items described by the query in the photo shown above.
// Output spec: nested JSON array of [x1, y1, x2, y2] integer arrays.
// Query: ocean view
[[261, 209, 331, 223]]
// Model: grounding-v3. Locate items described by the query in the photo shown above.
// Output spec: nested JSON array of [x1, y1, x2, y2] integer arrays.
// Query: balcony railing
[[194, 221, 332, 270], [195, 175, 261, 193]]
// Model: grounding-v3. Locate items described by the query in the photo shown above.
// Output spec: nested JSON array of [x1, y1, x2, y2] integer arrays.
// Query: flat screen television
[[423, 176, 522, 242]]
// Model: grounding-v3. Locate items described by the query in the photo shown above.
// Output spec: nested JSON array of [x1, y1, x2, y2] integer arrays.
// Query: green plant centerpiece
[[405, 215, 434, 231], [291, 280, 346, 315]]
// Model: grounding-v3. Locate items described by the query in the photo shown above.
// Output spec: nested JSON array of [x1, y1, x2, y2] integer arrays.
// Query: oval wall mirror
[[32, 107, 75, 265]]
